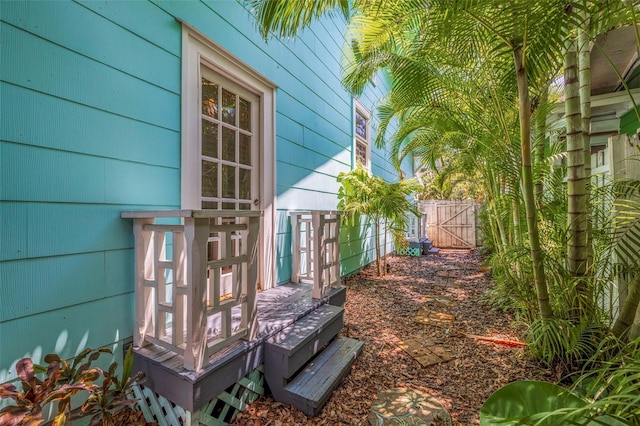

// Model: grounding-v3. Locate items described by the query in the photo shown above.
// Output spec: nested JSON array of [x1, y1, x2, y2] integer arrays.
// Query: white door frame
[[181, 22, 277, 290]]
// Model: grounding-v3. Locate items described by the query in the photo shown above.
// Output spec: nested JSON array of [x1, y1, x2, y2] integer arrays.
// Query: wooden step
[[283, 337, 363, 416], [264, 304, 345, 404]]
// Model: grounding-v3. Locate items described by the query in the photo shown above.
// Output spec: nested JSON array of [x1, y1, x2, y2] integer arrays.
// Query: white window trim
[[181, 21, 277, 290], [353, 98, 371, 170]]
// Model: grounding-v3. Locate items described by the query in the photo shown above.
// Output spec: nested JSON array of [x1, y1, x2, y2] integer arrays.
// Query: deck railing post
[[184, 216, 210, 371], [291, 213, 301, 283], [246, 214, 260, 340], [311, 212, 324, 299], [132, 218, 154, 348]]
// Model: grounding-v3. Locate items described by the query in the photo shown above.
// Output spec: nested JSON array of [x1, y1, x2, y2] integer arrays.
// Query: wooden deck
[[133, 282, 346, 411]]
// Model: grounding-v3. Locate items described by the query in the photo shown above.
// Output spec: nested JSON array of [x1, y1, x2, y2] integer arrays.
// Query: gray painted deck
[[133, 282, 346, 411]]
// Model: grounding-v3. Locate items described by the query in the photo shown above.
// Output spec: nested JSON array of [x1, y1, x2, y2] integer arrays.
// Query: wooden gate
[[419, 201, 478, 248]]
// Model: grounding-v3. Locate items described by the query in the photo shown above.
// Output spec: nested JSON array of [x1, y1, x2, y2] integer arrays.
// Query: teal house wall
[[0, 0, 401, 383]]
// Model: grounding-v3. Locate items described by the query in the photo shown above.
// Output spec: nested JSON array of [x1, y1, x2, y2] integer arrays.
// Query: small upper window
[[354, 99, 370, 169]]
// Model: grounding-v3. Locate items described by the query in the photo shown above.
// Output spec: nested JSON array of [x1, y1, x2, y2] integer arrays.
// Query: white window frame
[[353, 98, 371, 170], [181, 22, 277, 290]]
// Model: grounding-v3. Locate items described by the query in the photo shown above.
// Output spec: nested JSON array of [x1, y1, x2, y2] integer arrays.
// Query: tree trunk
[[578, 16, 594, 274], [565, 37, 590, 316], [612, 271, 640, 339], [534, 89, 548, 207], [513, 46, 553, 319], [375, 219, 382, 276]]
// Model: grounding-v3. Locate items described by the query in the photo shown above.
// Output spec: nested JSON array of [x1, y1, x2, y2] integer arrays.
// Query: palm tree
[[337, 165, 420, 276]]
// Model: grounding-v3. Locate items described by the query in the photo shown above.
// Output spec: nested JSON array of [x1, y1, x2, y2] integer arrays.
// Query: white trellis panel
[[122, 210, 262, 371], [290, 211, 342, 299]]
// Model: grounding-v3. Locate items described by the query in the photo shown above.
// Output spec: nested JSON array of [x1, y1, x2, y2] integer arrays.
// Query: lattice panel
[[204, 217, 252, 356], [291, 211, 342, 299], [132, 366, 264, 426], [141, 225, 188, 356], [291, 213, 314, 283]]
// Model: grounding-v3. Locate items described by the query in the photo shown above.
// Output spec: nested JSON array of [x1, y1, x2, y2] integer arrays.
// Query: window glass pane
[[222, 202, 236, 210], [222, 89, 236, 125], [202, 78, 218, 119], [239, 134, 251, 165], [202, 161, 218, 197], [239, 168, 251, 200], [202, 201, 218, 209], [202, 119, 218, 158], [222, 127, 236, 162], [239, 97, 251, 131], [356, 140, 367, 166], [355, 111, 367, 139], [222, 165, 235, 198], [239, 203, 251, 210]]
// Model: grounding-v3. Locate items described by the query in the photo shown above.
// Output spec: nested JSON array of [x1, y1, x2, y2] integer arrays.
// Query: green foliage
[[0, 347, 143, 426], [480, 380, 627, 425], [337, 164, 420, 276], [526, 318, 604, 372]]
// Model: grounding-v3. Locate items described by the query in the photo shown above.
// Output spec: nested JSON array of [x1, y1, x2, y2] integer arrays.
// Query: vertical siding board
[[1, 26, 179, 130], [0, 253, 106, 322], [1, 84, 180, 168], [1, 0, 180, 93]]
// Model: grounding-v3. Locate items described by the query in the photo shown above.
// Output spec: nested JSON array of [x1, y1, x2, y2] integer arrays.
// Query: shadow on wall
[[0, 328, 129, 388]]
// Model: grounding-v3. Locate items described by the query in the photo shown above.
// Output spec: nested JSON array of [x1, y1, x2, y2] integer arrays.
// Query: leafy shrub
[[0, 346, 143, 426]]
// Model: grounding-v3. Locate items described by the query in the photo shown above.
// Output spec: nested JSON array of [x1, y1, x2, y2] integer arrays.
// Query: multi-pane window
[[200, 70, 257, 211], [354, 100, 370, 169]]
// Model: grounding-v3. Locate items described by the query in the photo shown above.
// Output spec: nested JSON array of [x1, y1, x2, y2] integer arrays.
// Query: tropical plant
[[0, 347, 143, 426], [480, 380, 628, 425], [337, 165, 420, 276]]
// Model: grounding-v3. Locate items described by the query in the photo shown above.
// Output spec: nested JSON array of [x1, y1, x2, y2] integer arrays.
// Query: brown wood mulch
[[231, 249, 554, 426]]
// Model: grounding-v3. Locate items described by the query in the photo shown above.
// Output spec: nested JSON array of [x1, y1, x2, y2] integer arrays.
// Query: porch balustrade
[[121, 210, 261, 371], [290, 211, 342, 299]]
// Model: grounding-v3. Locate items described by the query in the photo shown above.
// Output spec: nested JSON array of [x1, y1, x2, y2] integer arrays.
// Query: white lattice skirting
[[132, 365, 264, 426]]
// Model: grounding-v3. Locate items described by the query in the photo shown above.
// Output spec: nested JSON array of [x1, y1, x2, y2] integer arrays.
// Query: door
[[200, 67, 260, 211], [200, 66, 261, 296]]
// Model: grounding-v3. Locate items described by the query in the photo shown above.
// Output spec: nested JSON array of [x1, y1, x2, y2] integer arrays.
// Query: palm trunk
[[514, 46, 553, 319], [383, 218, 388, 276], [612, 271, 640, 339], [375, 219, 382, 276], [534, 89, 548, 207], [578, 17, 594, 274], [565, 38, 590, 315]]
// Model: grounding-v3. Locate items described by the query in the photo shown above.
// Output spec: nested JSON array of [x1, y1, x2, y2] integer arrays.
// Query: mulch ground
[[231, 249, 553, 425]]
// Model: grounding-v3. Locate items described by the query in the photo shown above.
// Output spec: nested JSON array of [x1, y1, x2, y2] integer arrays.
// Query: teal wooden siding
[[1, 0, 403, 382]]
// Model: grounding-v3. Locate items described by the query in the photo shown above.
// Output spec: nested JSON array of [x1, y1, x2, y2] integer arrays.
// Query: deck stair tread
[[267, 304, 343, 355], [264, 303, 362, 417], [266, 304, 344, 380], [283, 337, 363, 416]]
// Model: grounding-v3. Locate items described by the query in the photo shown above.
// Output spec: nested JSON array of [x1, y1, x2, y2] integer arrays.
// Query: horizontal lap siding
[[0, 0, 179, 382]]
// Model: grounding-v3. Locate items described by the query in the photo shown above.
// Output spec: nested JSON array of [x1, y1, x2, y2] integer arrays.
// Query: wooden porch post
[[132, 218, 154, 349], [183, 217, 210, 371]]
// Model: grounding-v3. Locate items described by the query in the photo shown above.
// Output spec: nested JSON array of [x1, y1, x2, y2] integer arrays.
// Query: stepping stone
[[436, 270, 462, 278], [368, 388, 452, 426], [423, 295, 457, 307], [397, 337, 455, 367], [414, 309, 455, 325]]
